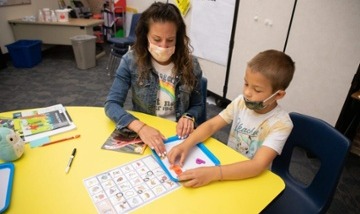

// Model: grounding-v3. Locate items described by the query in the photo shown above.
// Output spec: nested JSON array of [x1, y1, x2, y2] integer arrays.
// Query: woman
[[105, 2, 203, 157]]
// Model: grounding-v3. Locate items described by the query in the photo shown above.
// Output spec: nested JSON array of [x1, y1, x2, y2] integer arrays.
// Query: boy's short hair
[[247, 50, 295, 91]]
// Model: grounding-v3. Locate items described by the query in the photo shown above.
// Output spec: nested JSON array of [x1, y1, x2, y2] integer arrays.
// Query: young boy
[[167, 49, 295, 188]]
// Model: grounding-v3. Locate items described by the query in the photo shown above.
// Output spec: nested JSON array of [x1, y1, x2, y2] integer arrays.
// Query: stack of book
[[0, 104, 76, 142]]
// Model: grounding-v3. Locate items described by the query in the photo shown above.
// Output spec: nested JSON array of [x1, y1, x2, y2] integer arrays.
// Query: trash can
[[70, 35, 96, 69]]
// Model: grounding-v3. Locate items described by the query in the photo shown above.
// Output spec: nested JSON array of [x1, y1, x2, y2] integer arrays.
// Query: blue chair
[[106, 13, 141, 76], [262, 112, 350, 214], [107, 13, 141, 48], [198, 77, 208, 124]]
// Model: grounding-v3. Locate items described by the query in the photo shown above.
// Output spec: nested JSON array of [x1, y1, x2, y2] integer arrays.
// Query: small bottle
[[51, 10, 57, 22], [38, 9, 45, 22], [43, 8, 51, 22]]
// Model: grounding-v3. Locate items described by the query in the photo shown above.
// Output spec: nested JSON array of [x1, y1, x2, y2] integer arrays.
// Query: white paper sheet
[[190, 0, 236, 66]]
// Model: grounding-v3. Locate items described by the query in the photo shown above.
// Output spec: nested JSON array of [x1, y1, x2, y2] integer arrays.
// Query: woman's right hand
[[137, 124, 167, 157]]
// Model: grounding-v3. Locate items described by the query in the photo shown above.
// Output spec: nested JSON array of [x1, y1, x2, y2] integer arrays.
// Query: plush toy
[[0, 127, 25, 162]]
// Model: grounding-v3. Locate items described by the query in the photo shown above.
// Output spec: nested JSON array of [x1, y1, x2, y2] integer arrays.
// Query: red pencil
[[42, 134, 81, 147]]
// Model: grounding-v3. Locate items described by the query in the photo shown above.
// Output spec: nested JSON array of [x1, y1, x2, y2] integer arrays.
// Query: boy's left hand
[[177, 167, 218, 188]]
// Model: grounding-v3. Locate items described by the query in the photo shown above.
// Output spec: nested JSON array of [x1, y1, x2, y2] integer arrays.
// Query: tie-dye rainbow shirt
[[152, 60, 176, 121]]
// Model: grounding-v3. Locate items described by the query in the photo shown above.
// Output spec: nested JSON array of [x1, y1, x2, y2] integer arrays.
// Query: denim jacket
[[105, 50, 203, 130]]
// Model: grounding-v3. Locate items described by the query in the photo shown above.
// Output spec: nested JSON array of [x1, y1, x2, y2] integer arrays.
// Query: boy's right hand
[[167, 143, 190, 167]]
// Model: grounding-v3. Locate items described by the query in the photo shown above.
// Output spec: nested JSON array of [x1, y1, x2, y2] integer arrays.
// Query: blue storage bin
[[6, 40, 42, 68]]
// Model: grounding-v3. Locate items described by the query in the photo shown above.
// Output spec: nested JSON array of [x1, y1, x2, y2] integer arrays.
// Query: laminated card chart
[[83, 155, 180, 214], [152, 136, 220, 182]]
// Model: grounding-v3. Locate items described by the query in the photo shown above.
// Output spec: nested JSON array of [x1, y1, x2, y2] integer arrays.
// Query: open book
[[101, 129, 147, 155], [12, 104, 76, 142]]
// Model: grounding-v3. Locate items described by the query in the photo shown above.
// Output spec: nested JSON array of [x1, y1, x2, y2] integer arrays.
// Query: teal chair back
[[106, 13, 141, 76], [262, 112, 350, 214], [107, 13, 141, 48]]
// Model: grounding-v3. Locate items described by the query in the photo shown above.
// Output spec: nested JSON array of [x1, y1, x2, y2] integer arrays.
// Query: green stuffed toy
[[0, 127, 25, 162]]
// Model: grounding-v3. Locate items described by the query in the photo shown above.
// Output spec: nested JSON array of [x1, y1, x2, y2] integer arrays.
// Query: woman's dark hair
[[133, 2, 195, 88]]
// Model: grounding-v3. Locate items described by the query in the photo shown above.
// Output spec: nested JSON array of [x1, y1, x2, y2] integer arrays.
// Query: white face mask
[[148, 41, 175, 63]]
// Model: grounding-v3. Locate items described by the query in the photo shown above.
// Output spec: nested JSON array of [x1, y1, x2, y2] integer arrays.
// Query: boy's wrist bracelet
[[218, 165, 223, 181], [182, 113, 195, 122]]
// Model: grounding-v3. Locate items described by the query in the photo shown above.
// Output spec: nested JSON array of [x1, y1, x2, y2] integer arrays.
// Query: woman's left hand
[[176, 117, 195, 139]]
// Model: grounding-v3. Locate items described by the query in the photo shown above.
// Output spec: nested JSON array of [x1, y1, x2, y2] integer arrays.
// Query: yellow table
[[0, 107, 284, 214]]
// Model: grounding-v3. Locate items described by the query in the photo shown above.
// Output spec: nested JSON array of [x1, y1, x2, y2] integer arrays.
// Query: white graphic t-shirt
[[152, 59, 176, 121], [219, 94, 293, 159]]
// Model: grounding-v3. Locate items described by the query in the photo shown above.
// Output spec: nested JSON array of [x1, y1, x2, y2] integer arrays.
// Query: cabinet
[[280, 0, 360, 125], [226, 0, 295, 100], [204, 0, 360, 125]]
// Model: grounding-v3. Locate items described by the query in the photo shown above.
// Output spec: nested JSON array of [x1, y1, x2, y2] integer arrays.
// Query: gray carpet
[[0, 45, 359, 214]]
